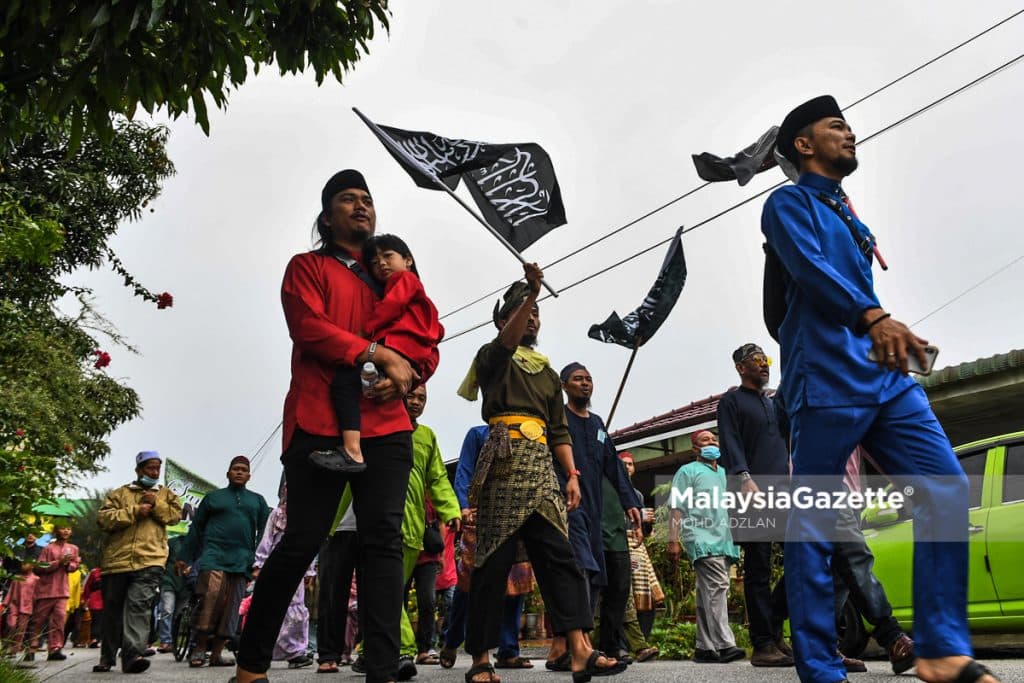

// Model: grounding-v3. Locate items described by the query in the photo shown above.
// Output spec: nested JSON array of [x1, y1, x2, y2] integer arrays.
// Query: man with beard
[[544, 363, 640, 669], [233, 169, 418, 683], [457, 263, 625, 683], [717, 344, 792, 667], [180, 456, 269, 668], [762, 95, 998, 683]]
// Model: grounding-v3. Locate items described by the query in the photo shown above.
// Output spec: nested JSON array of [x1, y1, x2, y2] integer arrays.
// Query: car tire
[[837, 598, 868, 658]]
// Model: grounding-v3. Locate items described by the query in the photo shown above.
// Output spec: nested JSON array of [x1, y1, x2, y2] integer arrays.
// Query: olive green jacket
[[98, 482, 182, 574]]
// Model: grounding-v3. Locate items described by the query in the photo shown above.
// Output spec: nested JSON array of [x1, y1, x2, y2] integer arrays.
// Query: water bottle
[[360, 362, 380, 396]]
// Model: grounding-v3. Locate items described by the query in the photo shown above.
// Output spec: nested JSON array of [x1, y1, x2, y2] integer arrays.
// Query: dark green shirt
[[182, 485, 270, 575], [601, 478, 628, 552], [474, 340, 571, 446]]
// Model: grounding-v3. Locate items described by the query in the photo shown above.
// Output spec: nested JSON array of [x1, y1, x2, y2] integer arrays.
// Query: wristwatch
[[367, 341, 377, 363]]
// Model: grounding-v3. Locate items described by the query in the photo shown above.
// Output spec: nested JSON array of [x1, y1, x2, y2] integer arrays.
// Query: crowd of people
[[1, 95, 1002, 683]]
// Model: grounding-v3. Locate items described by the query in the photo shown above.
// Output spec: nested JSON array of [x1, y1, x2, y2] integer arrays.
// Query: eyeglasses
[[743, 354, 772, 367]]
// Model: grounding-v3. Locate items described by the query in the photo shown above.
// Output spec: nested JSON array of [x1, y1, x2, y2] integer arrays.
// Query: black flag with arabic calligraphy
[[358, 113, 566, 252], [588, 227, 687, 348], [691, 126, 782, 186]]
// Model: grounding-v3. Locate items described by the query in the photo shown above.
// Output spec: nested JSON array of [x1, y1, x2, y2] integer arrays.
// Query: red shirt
[[364, 271, 444, 383], [435, 524, 458, 591], [34, 540, 79, 600], [281, 251, 412, 449]]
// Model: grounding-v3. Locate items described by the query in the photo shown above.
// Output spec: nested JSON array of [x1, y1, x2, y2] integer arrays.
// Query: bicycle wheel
[[172, 602, 192, 662]]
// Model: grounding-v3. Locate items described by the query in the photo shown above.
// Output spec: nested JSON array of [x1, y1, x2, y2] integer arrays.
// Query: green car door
[[986, 440, 1024, 622]]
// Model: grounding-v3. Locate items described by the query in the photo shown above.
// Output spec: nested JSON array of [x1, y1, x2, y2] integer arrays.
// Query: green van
[[840, 431, 1024, 656]]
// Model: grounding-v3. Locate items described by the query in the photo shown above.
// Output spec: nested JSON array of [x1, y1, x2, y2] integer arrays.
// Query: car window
[[1003, 443, 1024, 504], [958, 450, 986, 509]]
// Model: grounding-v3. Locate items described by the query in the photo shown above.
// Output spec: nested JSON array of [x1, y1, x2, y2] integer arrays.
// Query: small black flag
[[588, 228, 687, 348], [692, 126, 781, 186], [357, 111, 566, 252]]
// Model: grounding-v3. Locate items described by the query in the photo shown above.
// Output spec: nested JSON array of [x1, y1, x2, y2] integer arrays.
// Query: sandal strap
[[955, 661, 997, 683]]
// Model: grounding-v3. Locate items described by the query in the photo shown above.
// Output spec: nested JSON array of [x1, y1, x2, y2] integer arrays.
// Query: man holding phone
[[761, 95, 998, 683]]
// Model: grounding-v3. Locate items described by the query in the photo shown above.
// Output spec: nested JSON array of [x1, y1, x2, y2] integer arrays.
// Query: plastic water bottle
[[360, 362, 380, 396]]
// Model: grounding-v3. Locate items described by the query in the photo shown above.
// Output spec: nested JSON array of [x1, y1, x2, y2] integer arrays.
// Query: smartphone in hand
[[869, 345, 939, 375]]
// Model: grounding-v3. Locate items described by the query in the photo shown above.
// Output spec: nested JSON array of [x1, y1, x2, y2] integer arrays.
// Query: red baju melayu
[[280, 251, 412, 449], [3, 573, 38, 653], [32, 539, 79, 652], [364, 270, 443, 383]]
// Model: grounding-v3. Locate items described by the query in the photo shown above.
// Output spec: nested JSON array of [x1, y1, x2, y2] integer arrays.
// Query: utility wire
[[442, 50, 1024, 343], [437, 8, 1024, 323], [911, 254, 1024, 328], [248, 421, 282, 472]]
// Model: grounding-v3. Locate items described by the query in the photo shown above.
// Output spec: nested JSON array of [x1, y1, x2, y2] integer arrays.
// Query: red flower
[[15, 429, 25, 437], [156, 292, 174, 309], [93, 350, 112, 369], [63, 444, 73, 453]]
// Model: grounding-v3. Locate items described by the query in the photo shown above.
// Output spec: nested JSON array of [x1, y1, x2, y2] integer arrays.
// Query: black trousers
[[316, 530, 359, 663], [465, 513, 591, 656], [741, 541, 788, 648], [831, 505, 902, 648], [99, 566, 162, 669], [330, 368, 363, 432], [406, 561, 439, 653], [596, 550, 631, 655], [237, 428, 412, 683]]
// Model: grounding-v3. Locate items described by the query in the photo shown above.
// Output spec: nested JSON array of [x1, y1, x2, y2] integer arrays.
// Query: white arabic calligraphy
[[392, 134, 488, 176], [474, 148, 549, 227]]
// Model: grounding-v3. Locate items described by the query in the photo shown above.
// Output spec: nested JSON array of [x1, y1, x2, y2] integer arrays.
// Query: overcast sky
[[68, 1, 1024, 503]]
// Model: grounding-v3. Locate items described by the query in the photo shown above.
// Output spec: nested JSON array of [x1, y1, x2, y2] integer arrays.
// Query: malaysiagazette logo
[[669, 485, 905, 513]]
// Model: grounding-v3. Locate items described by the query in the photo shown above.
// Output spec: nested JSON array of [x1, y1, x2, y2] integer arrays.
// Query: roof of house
[[610, 348, 1024, 446]]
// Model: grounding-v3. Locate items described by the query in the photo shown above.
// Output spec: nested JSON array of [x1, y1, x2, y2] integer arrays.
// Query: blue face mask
[[700, 445, 721, 461], [138, 475, 159, 488]]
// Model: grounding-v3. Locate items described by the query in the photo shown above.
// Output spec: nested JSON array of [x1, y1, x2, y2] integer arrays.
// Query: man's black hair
[[362, 233, 420, 277]]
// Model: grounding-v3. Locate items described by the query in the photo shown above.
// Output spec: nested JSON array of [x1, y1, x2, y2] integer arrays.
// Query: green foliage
[[0, 656, 37, 683], [0, 0, 391, 149], [67, 491, 110, 570], [648, 619, 751, 660]]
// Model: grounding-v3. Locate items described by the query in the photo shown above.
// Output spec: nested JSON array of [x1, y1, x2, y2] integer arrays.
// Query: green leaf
[[90, 3, 111, 28], [191, 90, 209, 135]]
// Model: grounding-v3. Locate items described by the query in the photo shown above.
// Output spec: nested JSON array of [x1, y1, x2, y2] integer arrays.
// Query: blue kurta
[[761, 172, 915, 415], [556, 410, 640, 587]]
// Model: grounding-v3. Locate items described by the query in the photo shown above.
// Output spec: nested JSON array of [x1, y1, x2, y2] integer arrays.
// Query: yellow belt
[[488, 415, 547, 444]]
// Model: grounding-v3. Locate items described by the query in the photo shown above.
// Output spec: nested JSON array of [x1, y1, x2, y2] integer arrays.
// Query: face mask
[[139, 475, 159, 488], [700, 446, 721, 461]]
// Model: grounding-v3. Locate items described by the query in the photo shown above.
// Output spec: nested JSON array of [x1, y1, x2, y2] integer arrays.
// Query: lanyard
[[815, 192, 889, 271], [332, 253, 384, 297]]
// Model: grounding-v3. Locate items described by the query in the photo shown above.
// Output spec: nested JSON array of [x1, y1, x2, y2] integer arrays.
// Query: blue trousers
[[785, 385, 970, 683]]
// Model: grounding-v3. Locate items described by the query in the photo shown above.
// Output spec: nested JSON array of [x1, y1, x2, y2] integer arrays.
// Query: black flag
[[588, 228, 687, 348], [691, 126, 781, 186], [356, 110, 566, 252]]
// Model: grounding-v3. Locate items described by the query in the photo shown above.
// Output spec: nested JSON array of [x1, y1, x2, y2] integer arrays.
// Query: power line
[[911, 254, 1024, 328], [442, 50, 1024, 343], [437, 8, 1024, 323], [248, 421, 282, 473]]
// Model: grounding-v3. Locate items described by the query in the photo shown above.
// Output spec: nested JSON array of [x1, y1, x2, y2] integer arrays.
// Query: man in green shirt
[[180, 456, 270, 667], [668, 442, 744, 664], [396, 384, 461, 681]]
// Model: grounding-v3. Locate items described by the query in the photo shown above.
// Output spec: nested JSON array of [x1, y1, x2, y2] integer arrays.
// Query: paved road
[[20, 648, 1024, 683]]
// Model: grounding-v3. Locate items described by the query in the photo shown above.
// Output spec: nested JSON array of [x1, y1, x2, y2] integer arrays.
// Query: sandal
[[545, 652, 571, 671], [635, 646, 659, 662], [495, 656, 534, 668], [317, 661, 340, 673], [572, 650, 627, 683], [464, 662, 500, 683], [309, 447, 367, 474], [949, 661, 1000, 683], [439, 646, 457, 669], [92, 663, 113, 672], [416, 652, 440, 665], [189, 652, 207, 668]]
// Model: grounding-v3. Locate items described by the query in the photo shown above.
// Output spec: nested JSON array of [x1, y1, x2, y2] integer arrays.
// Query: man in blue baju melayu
[[761, 94, 999, 683]]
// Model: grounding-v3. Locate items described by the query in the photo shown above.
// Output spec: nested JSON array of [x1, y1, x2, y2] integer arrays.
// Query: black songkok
[[492, 281, 533, 328], [732, 343, 765, 364], [321, 169, 370, 212], [560, 362, 586, 383], [776, 95, 844, 167]]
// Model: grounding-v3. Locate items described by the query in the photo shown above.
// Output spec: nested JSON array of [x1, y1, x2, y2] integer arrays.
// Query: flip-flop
[[545, 652, 571, 671], [572, 650, 627, 682], [949, 660, 1000, 683], [463, 662, 500, 683], [495, 656, 533, 669], [416, 653, 440, 665], [317, 661, 340, 673]]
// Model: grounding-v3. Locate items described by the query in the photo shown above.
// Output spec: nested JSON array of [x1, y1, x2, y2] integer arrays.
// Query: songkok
[[700, 445, 722, 461], [230, 455, 250, 469], [135, 450, 162, 466], [732, 343, 765, 364], [492, 281, 534, 328], [618, 451, 635, 463], [776, 95, 844, 167], [321, 169, 370, 212], [560, 362, 587, 383], [691, 429, 713, 445]]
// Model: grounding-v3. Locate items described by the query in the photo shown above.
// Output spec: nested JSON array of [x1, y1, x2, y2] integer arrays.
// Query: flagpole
[[605, 338, 641, 430], [353, 107, 558, 298]]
